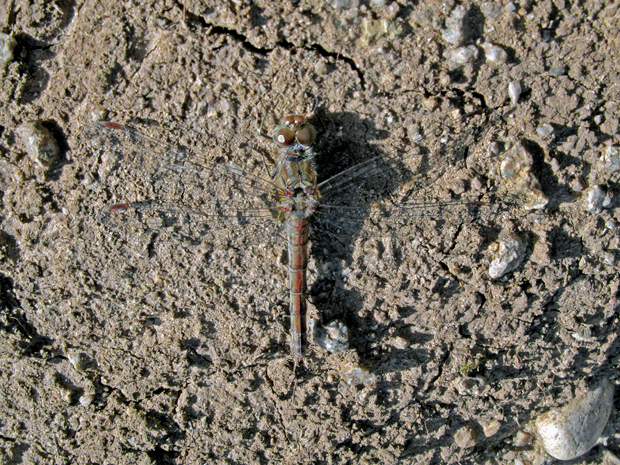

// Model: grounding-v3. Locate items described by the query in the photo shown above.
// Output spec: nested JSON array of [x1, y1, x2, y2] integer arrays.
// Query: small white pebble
[[422, 97, 438, 111], [549, 157, 560, 171], [602, 251, 615, 265], [454, 376, 488, 396], [603, 145, 620, 172], [549, 66, 567, 76], [343, 363, 376, 385], [0, 33, 17, 69], [508, 80, 522, 105], [536, 123, 554, 138], [314, 320, 349, 354], [314, 61, 327, 75], [570, 177, 585, 192], [17, 121, 60, 169], [513, 430, 533, 447], [390, 336, 408, 350], [481, 42, 508, 65], [386, 2, 400, 20], [442, 5, 467, 45], [445, 45, 478, 67], [454, 424, 479, 448], [487, 141, 500, 156], [89, 106, 109, 122], [488, 234, 526, 278], [79, 393, 95, 407], [329, 0, 360, 9], [480, 418, 502, 438], [571, 326, 593, 342], [583, 184, 606, 214]]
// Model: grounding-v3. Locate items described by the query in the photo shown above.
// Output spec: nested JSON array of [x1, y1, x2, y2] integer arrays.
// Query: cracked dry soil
[[1, 0, 619, 464]]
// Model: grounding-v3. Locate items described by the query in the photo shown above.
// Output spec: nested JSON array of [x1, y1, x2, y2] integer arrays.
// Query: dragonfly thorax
[[280, 186, 319, 218]]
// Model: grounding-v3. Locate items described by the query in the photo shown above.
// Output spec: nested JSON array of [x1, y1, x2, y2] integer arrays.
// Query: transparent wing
[[310, 109, 513, 245], [314, 125, 476, 225], [83, 121, 287, 244]]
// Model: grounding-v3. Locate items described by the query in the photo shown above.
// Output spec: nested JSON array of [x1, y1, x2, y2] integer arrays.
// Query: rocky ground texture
[[0, 0, 619, 463]]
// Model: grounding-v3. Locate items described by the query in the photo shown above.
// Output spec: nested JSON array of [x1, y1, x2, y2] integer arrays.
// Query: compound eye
[[283, 115, 306, 126], [274, 127, 295, 147], [296, 124, 316, 147]]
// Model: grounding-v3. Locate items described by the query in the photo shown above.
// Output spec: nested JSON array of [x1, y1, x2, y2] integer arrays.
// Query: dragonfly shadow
[[309, 110, 390, 353], [306, 106, 509, 376], [308, 109, 451, 372]]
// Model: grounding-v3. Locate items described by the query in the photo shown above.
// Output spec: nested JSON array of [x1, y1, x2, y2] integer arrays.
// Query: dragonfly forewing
[[84, 121, 288, 243]]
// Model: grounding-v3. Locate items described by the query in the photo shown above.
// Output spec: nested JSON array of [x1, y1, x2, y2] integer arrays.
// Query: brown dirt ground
[[1, 0, 619, 464]]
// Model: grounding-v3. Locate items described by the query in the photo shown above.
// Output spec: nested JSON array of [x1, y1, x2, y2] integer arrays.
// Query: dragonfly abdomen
[[286, 215, 310, 360]]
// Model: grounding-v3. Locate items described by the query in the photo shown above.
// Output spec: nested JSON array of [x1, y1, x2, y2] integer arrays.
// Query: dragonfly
[[83, 106, 491, 361]]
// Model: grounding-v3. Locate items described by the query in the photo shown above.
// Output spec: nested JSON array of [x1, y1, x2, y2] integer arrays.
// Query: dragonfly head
[[272, 115, 317, 150]]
